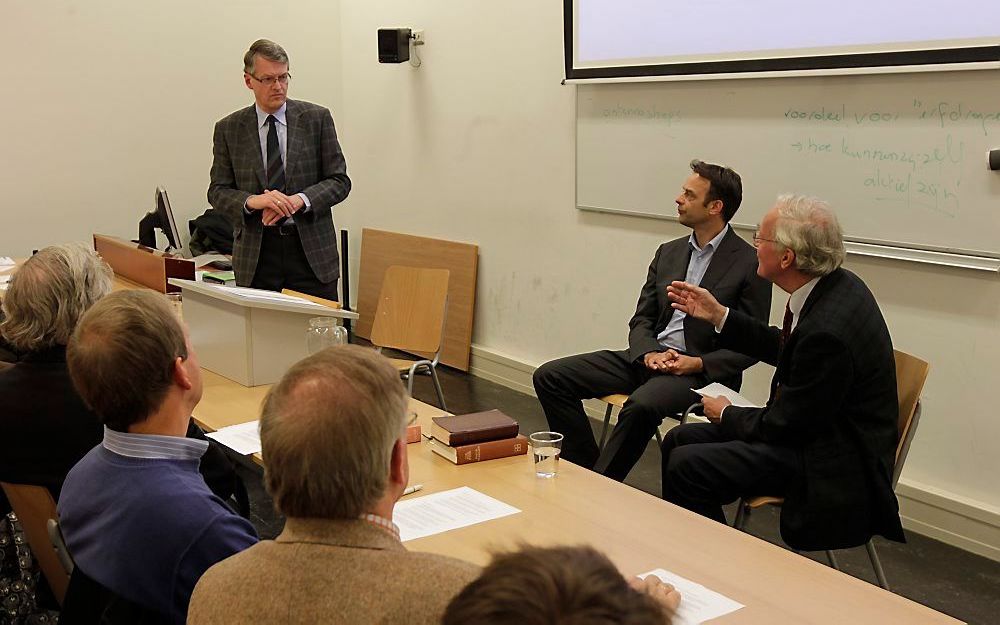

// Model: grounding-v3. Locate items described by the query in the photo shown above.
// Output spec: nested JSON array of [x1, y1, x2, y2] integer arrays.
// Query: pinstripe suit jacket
[[208, 100, 351, 285], [188, 518, 480, 625]]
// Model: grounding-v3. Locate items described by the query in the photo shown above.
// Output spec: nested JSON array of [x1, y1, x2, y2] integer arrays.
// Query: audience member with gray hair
[[188, 345, 479, 625], [0, 244, 112, 502], [0, 244, 113, 618], [663, 195, 904, 551]]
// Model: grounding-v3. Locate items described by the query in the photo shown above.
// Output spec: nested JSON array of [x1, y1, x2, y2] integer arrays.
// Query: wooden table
[[193, 370, 960, 624]]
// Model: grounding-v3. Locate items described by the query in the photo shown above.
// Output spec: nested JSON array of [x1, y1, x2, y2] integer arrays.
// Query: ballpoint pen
[[402, 484, 423, 496]]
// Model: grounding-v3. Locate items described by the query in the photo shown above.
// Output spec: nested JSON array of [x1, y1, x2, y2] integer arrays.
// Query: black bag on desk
[[187, 208, 235, 256]]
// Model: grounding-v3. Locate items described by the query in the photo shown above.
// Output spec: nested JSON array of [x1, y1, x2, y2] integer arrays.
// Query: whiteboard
[[577, 70, 1000, 259]]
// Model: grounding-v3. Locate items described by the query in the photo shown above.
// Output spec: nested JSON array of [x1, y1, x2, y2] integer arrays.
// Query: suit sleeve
[[699, 261, 772, 381], [207, 120, 254, 225], [720, 330, 853, 445], [627, 247, 665, 363], [298, 109, 351, 212]]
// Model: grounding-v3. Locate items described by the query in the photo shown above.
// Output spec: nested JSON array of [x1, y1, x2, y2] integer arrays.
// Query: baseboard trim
[[469, 343, 1000, 563], [897, 479, 1000, 563]]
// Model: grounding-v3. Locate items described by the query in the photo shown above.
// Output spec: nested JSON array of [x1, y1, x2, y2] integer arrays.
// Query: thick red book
[[429, 435, 529, 465], [430, 409, 519, 446]]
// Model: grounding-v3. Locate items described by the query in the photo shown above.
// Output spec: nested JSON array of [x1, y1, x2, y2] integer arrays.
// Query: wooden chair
[[371, 266, 450, 410], [732, 349, 930, 590], [1, 482, 72, 605]]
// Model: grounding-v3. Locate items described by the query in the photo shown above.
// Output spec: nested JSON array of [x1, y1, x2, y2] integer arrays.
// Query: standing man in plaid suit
[[209, 39, 350, 301]]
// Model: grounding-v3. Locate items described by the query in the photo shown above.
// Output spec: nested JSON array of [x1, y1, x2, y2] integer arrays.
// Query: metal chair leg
[[429, 366, 448, 412], [406, 364, 417, 397], [826, 549, 840, 569], [733, 499, 748, 530], [598, 404, 614, 450], [866, 540, 889, 590]]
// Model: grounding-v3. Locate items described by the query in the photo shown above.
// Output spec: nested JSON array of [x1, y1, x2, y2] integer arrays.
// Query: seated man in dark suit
[[533, 160, 771, 481], [188, 345, 479, 625], [664, 194, 905, 551], [59, 290, 258, 625]]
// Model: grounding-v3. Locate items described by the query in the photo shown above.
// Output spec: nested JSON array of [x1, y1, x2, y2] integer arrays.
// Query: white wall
[[2, 0, 343, 256], [337, 2, 999, 558]]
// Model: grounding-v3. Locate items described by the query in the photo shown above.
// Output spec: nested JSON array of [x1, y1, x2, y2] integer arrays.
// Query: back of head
[[243, 38, 289, 74], [690, 159, 743, 222], [260, 344, 407, 519], [67, 290, 187, 432], [442, 545, 668, 625], [773, 194, 846, 277], [0, 243, 113, 353]]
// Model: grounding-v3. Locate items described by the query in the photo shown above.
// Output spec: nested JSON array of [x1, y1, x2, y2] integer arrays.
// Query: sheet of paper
[[207, 284, 329, 309], [693, 383, 759, 408], [394, 486, 521, 542], [205, 420, 262, 455], [639, 569, 744, 625], [0, 257, 15, 267]]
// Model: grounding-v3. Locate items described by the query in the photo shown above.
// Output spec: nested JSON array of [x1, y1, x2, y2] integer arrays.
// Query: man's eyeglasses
[[249, 73, 291, 86], [752, 232, 780, 247]]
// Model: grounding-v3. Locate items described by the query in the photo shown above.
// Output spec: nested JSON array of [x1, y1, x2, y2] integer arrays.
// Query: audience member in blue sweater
[[58, 289, 258, 625]]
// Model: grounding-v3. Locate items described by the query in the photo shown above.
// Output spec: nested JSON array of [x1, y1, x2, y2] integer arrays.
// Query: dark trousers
[[251, 226, 338, 301], [660, 422, 801, 524], [532, 349, 704, 481]]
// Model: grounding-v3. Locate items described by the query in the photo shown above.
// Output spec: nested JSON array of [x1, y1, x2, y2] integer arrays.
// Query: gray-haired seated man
[[189, 345, 479, 625]]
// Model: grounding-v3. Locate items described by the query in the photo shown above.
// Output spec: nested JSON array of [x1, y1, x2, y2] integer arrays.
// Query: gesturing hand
[[666, 281, 727, 328]]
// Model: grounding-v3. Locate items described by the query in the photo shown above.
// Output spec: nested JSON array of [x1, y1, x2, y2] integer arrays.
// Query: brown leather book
[[430, 409, 519, 446], [429, 435, 529, 465]]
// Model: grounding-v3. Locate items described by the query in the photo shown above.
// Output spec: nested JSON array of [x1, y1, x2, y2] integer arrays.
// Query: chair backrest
[[370, 266, 450, 356], [891, 349, 930, 487], [0, 482, 71, 605]]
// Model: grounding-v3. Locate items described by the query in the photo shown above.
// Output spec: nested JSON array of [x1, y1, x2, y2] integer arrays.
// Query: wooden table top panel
[[194, 374, 959, 624]]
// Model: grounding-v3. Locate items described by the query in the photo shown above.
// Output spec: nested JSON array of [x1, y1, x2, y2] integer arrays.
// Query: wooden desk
[[193, 371, 959, 624]]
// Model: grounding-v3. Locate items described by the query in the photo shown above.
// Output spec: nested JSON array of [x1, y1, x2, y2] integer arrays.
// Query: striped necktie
[[265, 115, 286, 192]]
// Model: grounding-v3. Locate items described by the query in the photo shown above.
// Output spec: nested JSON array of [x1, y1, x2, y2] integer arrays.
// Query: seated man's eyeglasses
[[752, 232, 780, 247], [249, 73, 291, 86]]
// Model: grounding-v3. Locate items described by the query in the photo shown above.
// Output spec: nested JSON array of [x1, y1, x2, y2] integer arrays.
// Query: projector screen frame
[[563, 0, 1000, 82]]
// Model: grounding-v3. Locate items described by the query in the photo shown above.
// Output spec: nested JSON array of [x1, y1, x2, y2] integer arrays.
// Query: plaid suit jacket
[[208, 100, 351, 285]]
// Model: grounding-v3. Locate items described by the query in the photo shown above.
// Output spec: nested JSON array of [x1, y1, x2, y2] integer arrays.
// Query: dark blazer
[[627, 228, 772, 384], [208, 99, 351, 285], [719, 268, 904, 550], [0, 346, 103, 510]]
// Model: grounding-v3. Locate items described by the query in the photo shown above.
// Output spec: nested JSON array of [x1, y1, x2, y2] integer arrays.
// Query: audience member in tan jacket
[[188, 345, 479, 624]]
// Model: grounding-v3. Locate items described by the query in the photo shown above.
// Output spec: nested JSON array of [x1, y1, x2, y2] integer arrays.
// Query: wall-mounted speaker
[[378, 28, 411, 63]]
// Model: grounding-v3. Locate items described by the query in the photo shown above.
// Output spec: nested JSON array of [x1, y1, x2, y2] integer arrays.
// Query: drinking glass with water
[[529, 431, 564, 478]]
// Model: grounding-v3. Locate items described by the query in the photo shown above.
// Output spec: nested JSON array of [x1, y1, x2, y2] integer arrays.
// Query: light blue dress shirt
[[656, 224, 730, 353]]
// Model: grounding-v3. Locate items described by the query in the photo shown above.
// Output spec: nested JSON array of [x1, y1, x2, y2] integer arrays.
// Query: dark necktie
[[265, 115, 286, 193], [779, 300, 793, 347]]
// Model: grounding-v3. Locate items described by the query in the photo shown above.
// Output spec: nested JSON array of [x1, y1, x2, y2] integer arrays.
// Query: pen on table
[[402, 484, 423, 496]]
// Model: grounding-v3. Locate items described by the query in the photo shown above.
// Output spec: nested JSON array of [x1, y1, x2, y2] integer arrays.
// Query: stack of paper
[[205, 420, 262, 455], [394, 486, 520, 542]]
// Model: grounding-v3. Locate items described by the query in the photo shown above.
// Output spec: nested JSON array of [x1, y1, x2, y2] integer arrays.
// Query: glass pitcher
[[306, 317, 348, 354]]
